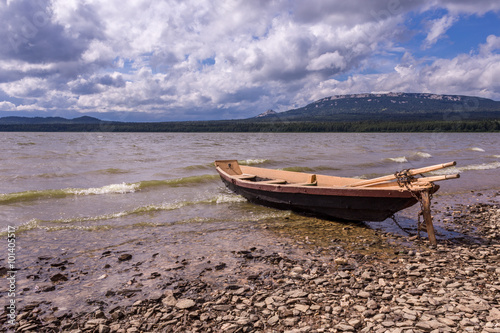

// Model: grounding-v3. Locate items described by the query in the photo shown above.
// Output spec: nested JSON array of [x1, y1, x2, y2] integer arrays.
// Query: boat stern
[[214, 160, 243, 176]]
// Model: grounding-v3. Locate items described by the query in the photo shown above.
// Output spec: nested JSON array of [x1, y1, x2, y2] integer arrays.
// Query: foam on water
[[137, 174, 219, 189], [385, 152, 432, 164], [10, 193, 249, 228], [385, 156, 408, 163], [430, 161, 500, 175], [411, 152, 432, 159], [0, 182, 140, 204], [239, 159, 269, 165], [215, 194, 247, 204], [70, 183, 139, 195], [0, 175, 219, 204], [460, 161, 500, 171], [469, 147, 485, 152]]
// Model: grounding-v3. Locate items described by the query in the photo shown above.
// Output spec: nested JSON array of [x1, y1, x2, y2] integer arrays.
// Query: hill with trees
[[1, 93, 499, 132], [253, 92, 500, 122]]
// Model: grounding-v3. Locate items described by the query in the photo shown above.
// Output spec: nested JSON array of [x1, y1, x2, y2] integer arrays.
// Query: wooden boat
[[215, 160, 459, 244]]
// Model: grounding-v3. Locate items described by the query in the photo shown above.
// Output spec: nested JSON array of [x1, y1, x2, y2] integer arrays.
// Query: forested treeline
[[1, 119, 499, 132]]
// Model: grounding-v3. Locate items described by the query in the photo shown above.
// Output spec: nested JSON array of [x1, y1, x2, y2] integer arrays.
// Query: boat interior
[[215, 160, 400, 189]]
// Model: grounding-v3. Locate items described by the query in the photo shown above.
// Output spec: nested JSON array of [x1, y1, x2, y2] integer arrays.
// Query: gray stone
[[487, 308, 500, 321], [175, 298, 196, 309], [295, 304, 309, 313], [286, 289, 308, 298], [118, 254, 132, 261], [283, 317, 299, 326], [267, 315, 279, 326], [98, 324, 110, 333], [335, 323, 355, 331], [415, 321, 433, 331]]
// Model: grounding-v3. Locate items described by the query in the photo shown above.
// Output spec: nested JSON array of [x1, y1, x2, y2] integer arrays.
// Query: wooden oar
[[346, 161, 457, 187], [413, 174, 460, 184], [357, 173, 460, 188]]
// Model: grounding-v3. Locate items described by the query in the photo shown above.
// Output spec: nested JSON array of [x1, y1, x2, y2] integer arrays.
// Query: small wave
[[17, 142, 36, 146], [411, 152, 432, 159], [38, 172, 78, 179], [468, 147, 485, 152], [280, 166, 315, 172], [47, 201, 192, 224], [1, 189, 71, 204], [239, 159, 269, 165], [385, 156, 408, 163], [70, 183, 139, 195], [491, 155, 500, 158], [183, 164, 213, 171], [214, 194, 247, 204], [314, 166, 342, 171], [137, 174, 219, 189], [0, 182, 139, 205], [94, 168, 130, 175], [9, 172, 77, 180], [430, 161, 500, 175], [429, 167, 461, 176], [10, 219, 113, 234], [26, 193, 247, 225], [235, 210, 292, 222], [1, 175, 219, 205], [460, 161, 500, 172]]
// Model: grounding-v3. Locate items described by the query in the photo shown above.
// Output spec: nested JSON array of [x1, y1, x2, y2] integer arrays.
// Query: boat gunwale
[[215, 165, 416, 199]]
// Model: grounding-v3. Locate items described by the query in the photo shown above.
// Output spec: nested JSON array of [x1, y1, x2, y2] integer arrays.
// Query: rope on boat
[[394, 169, 437, 239]]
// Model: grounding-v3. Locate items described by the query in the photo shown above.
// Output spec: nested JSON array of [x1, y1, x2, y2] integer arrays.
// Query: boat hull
[[218, 173, 426, 222]]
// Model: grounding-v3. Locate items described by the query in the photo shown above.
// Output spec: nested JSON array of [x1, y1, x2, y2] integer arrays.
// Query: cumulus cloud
[[0, 101, 17, 111], [0, 0, 499, 119], [310, 38, 500, 101], [423, 14, 457, 49]]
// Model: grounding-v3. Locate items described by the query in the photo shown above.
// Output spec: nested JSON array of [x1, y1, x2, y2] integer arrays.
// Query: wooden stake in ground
[[421, 189, 437, 245]]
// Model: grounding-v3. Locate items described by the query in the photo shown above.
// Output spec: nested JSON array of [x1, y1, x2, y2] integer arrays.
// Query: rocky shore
[[2, 194, 500, 333]]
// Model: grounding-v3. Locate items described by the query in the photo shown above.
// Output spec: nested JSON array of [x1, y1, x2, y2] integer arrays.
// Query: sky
[[0, 0, 499, 121]]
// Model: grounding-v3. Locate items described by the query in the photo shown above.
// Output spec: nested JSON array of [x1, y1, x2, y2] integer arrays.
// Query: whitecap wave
[[460, 161, 500, 172], [386, 156, 408, 163], [412, 152, 432, 159], [239, 159, 269, 165], [70, 183, 139, 195], [214, 194, 247, 204], [430, 161, 500, 175], [469, 147, 485, 152]]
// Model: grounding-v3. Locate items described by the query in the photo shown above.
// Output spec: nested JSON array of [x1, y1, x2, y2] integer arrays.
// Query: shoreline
[[2, 192, 499, 332]]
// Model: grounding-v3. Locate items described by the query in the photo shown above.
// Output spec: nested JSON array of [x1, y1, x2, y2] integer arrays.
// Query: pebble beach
[[2, 190, 499, 333]]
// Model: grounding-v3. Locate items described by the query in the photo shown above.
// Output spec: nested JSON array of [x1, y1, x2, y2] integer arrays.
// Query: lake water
[[1, 132, 499, 313], [1, 132, 499, 233]]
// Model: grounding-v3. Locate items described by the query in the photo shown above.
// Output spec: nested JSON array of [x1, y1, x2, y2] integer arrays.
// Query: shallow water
[[2, 132, 499, 237], [1, 132, 499, 313]]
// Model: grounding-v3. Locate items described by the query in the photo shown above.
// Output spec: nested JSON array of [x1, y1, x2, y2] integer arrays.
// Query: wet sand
[[1, 190, 499, 332]]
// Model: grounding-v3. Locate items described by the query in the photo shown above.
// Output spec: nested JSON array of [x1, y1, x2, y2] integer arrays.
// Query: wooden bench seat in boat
[[283, 174, 317, 186], [234, 174, 256, 180], [255, 179, 287, 184]]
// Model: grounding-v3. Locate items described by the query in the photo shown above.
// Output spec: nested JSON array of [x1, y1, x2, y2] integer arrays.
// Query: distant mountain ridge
[[0, 93, 499, 127], [254, 92, 500, 122], [0, 116, 103, 125]]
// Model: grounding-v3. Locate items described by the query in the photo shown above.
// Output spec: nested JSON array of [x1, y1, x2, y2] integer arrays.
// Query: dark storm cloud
[[1, 0, 103, 63], [70, 74, 125, 95]]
